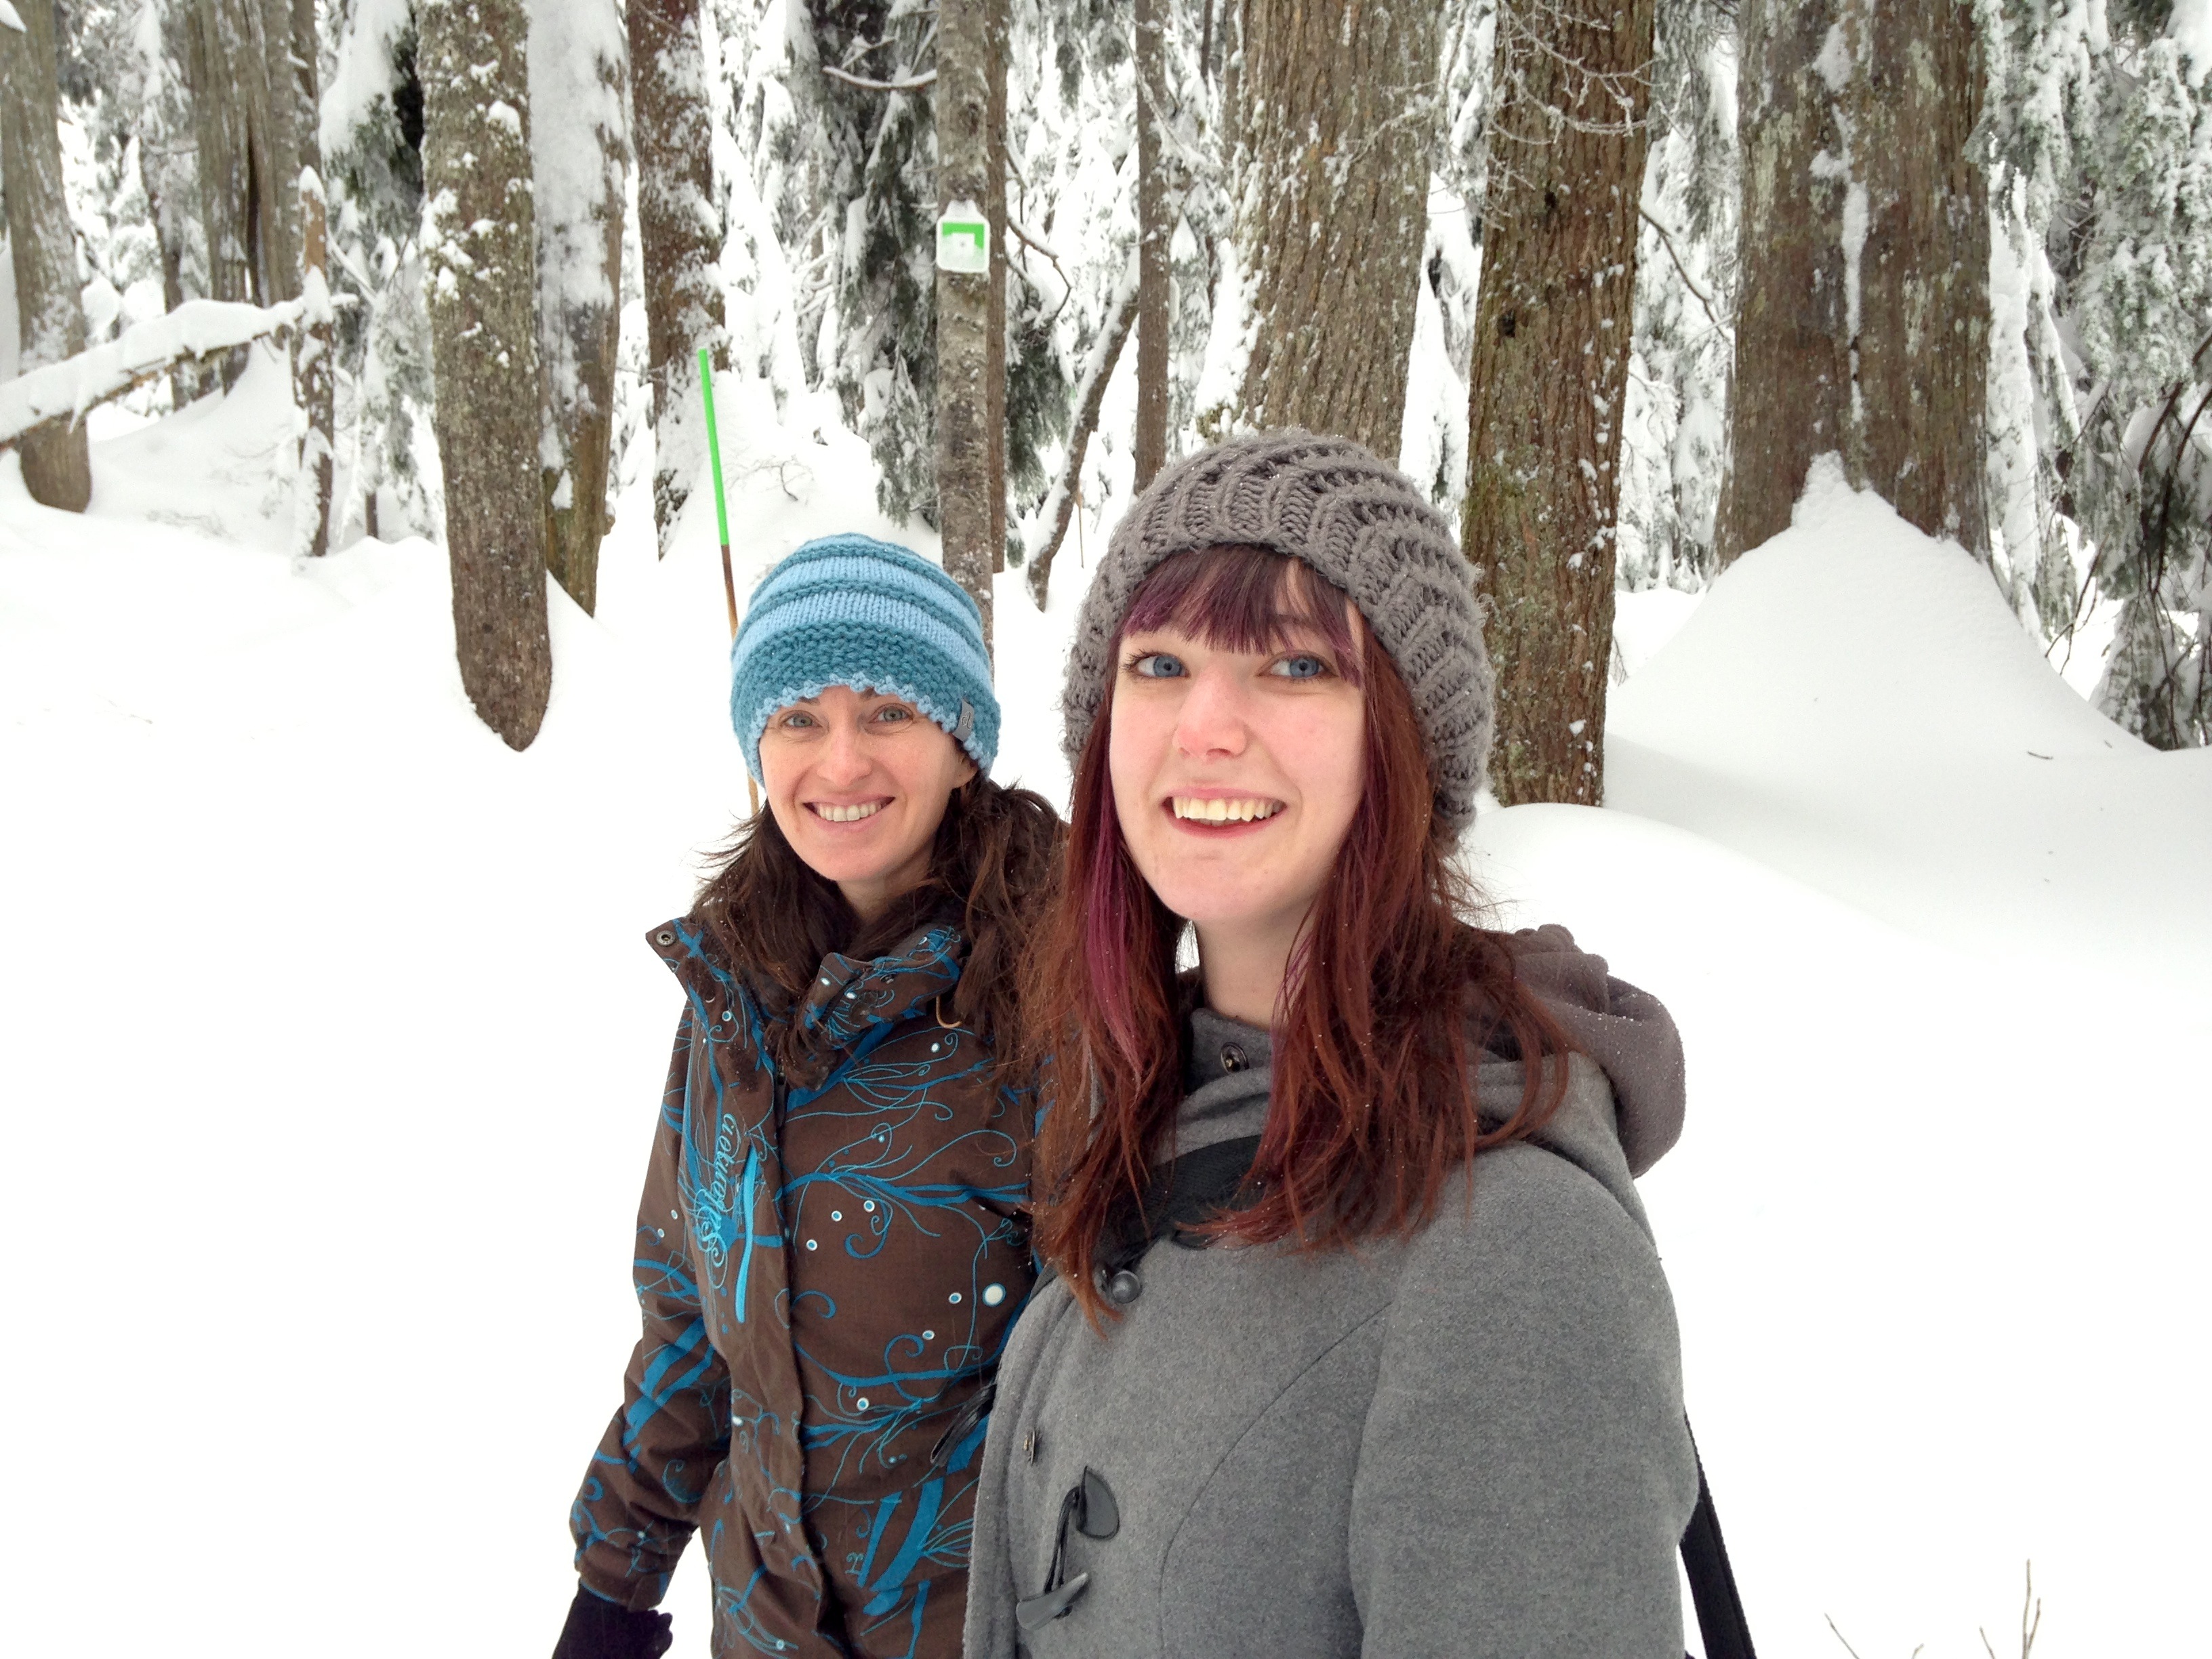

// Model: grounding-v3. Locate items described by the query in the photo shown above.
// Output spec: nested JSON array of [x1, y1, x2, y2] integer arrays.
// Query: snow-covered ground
[[2, 359, 2206, 1657]]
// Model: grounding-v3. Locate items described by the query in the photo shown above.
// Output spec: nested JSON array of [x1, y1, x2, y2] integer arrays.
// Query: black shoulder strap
[[1097, 1133, 1266, 1272], [1681, 1427, 1757, 1659]]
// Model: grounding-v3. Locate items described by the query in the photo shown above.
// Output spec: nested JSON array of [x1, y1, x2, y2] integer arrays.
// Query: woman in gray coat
[[964, 432, 1699, 1659]]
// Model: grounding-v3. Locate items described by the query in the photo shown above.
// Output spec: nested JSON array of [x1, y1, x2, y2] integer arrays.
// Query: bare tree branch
[[1027, 266, 1140, 609], [1639, 203, 1730, 335]]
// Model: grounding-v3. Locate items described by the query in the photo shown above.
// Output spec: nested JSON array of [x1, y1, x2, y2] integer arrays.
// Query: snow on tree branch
[[0, 296, 328, 451], [821, 64, 937, 93]]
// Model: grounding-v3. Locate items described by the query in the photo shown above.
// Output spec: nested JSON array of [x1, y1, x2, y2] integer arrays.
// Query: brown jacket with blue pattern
[[571, 914, 1036, 1658]]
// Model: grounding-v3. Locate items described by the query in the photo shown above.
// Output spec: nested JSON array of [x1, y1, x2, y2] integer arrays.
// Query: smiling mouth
[[1170, 796, 1284, 823], [811, 800, 887, 823]]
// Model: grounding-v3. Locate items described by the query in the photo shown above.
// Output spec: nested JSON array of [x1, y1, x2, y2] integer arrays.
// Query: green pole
[[699, 348, 756, 816], [699, 346, 737, 639]]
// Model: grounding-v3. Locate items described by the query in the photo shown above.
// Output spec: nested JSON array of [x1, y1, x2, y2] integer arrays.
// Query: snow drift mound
[[1607, 456, 2212, 978]]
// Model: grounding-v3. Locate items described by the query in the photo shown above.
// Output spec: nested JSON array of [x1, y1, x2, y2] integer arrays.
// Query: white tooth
[[1207, 798, 1230, 821]]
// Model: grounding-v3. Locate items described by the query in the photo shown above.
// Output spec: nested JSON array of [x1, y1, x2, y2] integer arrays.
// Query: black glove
[[552, 1585, 674, 1659]]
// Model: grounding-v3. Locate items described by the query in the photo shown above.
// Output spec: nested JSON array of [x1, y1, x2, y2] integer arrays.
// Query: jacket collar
[[790, 921, 965, 1057], [649, 914, 967, 1084]]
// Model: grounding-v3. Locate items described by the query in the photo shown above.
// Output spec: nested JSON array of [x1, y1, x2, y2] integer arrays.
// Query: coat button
[[1221, 1042, 1248, 1072], [1103, 1268, 1143, 1306]]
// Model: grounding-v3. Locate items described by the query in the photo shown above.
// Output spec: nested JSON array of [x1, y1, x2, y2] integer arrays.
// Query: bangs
[[1118, 544, 1363, 684]]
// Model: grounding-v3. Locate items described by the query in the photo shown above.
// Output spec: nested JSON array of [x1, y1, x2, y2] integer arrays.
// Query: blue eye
[[780, 710, 818, 729], [1269, 654, 1328, 680], [873, 703, 914, 723], [1128, 652, 1187, 678]]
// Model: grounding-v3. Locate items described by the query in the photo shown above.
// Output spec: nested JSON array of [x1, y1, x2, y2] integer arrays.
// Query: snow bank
[[1608, 457, 2212, 977], [1496, 457, 2212, 1656]]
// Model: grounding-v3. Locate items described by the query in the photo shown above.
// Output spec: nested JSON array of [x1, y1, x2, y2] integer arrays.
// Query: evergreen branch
[[822, 64, 938, 93]]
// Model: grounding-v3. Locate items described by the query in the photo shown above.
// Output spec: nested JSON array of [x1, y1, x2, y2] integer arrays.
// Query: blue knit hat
[[729, 533, 1000, 782]]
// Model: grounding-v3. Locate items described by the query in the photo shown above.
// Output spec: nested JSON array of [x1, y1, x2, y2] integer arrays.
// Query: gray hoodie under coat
[[962, 927, 1698, 1659]]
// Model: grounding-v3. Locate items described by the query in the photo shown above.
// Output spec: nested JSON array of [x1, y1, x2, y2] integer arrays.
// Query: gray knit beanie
[[1060, 430, 1492, 835]]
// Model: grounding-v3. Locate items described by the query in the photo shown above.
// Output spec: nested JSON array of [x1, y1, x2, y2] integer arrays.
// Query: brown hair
[[695, 775, 1062, 1068], [1025, 544, 1574, 1322]]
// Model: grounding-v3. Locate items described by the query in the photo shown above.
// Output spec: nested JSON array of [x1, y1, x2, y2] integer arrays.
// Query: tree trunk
[[186, 0, 255, 311], [1462, 0, 1658, 808], [985, 0, 1008, 574], [630, 0, 722, 556], [185, 0, 299, 394], [421, 0, 553, 750], [253, 0, 303, 306], [1230, 0, 1441, 458], [0, 0, 92, 511], [140, 0, 211, 407], [1716, 0, 1988, 563], [533, 0, 628, 613], [935, 0, 1006, 657], [1133, 0, 1170, 491], [290, 0, 333, 557]]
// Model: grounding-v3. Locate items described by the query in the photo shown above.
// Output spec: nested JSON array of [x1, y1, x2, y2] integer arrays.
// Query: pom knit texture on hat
[[1059, 430, 1494, 834], [731, 533, 1000, 781]]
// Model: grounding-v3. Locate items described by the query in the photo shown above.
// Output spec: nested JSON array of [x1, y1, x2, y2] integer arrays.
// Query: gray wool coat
[[962, 929, 1698, 1659]]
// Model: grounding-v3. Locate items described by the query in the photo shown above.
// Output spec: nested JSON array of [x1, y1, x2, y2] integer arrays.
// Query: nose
[[817, 717, 871, 785], [1172, 663, 1249, 762]]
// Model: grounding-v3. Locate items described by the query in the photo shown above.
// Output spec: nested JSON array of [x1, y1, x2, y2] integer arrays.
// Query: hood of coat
[[1170, 923, 1685, 1192], [650, 914, 968, 1093], [1500, 924, 1685, 1178]]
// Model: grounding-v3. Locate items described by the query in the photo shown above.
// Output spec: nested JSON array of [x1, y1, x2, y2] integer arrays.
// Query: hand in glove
[[552, 1585, 675, 1659]]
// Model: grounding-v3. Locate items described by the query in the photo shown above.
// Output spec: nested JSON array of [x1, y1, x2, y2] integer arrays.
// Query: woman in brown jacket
[[555, 535, 1059, 1659]]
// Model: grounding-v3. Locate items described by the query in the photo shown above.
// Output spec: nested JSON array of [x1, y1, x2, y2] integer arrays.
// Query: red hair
[[1026, 545, 1574, 1322]]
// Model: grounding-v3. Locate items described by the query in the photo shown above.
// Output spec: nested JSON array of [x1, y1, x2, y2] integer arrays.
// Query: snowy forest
[[3, 1, 2211, 1657], [5, 0, 2211, 756]]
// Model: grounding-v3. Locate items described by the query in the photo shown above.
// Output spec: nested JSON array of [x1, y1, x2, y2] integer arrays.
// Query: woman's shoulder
[[646, 910, 732, 983], [1382, 1112, 1675, 1381]]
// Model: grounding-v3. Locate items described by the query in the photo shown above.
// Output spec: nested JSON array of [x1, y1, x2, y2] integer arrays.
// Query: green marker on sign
[[936, 199, 990, 274]]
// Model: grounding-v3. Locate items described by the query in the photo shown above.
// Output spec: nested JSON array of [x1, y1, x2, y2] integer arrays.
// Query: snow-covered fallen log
[[0, 296, 319, 452]]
